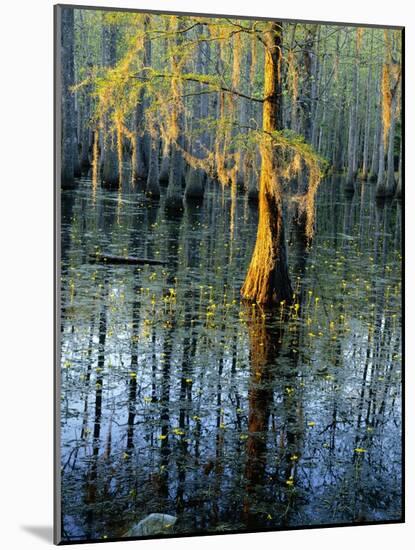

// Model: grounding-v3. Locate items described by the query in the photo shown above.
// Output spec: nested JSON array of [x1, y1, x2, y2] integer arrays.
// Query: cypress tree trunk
[[73, 95, 82, 178], [241, 22, 293, 305], [77, 12, 91, 172], [236, 45, 253, 191], [297, 26, 317, 199], [326, 31, 341, 163], [332, 89, 346, 172], [80, 103, 91, 170], [361, 31, 374, 180], [375, 119, 386, 194], [185, 168, 205, 201], [159, 140, 170, 184], [247, 153, 260, 203], [345, 31, 360, 192], [384, 91, 398, 195], [377, 89, 398, 198], [61, 7, 76, 189], [311, 28, 323, 150], [101, 23, 119, 189], [133, 15, 152, 185], [158, 33, 174, 186], [165, 140, 184, 213], [300, 26, 317, 147], [146, 135, 160, 198], [80, 66, 92, 170], [165, 21, 185, 214], [185, 27, 206, 201], [247, 173, 259, 202], [396, 140, 402, 199], [133, 101, 147, 183], [369, 72, 382, 181]]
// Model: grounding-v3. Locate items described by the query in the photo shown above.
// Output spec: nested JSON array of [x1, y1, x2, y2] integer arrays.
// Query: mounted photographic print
[[54, 3, 404, 544]]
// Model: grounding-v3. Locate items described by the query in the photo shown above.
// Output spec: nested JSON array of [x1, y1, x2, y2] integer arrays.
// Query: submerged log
[[90, 253, 166, 266]]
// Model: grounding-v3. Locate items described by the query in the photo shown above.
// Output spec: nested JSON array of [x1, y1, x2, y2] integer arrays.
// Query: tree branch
[[132, 71, 265, 103]]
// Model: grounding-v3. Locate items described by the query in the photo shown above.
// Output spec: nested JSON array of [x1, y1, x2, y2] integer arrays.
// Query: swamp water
[[60, 177, 402, 541]]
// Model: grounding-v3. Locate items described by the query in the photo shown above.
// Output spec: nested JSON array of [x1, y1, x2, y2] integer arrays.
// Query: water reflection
[[60, 177, 402, 541]]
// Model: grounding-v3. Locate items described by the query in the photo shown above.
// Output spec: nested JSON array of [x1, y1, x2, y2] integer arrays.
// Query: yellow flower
[[286, 476, 294, 487]]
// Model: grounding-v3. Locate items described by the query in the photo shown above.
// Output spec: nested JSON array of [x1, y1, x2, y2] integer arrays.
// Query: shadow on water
[[59, 176, 402, 541]]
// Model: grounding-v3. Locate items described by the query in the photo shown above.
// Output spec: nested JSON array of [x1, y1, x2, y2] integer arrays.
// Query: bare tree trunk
[[80, 65, 93, 171], [60, 7, 76, 188], [133, 15, 152, 185], [165, 140, 184, 212], [311, 28, 323, 149], [369, 71, 382, 181], [332, 88, 346, 172], [395, 139, 402, 199], [361, 31, 374, 180], [165, 21, 186, 214], [159, 140, 170, 184], [101, 22, 119, 189], [345, 31, 360, 192], [146, 135, 160, 198], [377, 89, 398, 198], [375, 118, 386, 194], [185, 27, 206, 201], [384, 91, 398, 195], [300, 26, 317, 146]]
